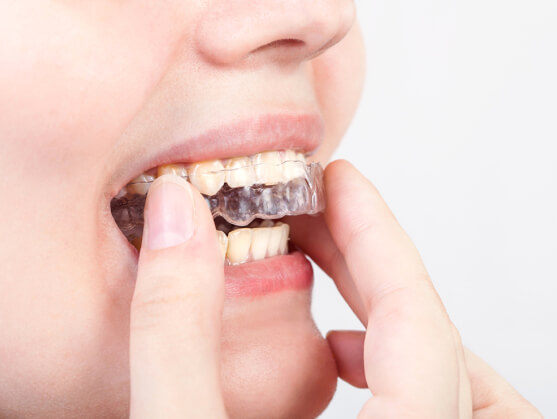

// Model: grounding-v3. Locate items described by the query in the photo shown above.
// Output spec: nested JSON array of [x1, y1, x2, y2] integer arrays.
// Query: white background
[[315, 0, 557, 417]]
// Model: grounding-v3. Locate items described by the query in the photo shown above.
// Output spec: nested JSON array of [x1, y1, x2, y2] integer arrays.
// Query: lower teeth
[[217, 220, 290, 265]]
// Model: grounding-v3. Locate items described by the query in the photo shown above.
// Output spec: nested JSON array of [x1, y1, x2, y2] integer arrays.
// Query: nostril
[[253, 38, 305, 53], [249, 38, 307, 64], [195, 0, 355, 66]]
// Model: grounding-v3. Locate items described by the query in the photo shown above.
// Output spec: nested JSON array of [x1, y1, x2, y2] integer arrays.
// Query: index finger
[[290, 160, 467, 416], [323, 160, 432, 313], [288, 160, 431, 319]]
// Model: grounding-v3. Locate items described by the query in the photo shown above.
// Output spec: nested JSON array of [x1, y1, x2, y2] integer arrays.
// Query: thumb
[[129, 174, 227, 419]]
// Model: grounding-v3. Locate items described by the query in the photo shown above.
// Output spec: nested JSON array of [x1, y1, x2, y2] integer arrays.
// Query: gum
[[110, 162, 325, 243]]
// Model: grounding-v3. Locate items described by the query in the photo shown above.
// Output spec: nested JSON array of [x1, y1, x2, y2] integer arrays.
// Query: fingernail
[[145, 175, 195, 250]]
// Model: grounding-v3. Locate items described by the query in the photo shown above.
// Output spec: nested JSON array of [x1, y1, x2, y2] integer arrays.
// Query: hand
[[128, 175, 227, 419], [288, 160, 541, 418]]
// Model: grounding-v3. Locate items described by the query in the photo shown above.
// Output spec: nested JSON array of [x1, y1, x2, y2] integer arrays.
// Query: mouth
[[109, 113, 325, 296]]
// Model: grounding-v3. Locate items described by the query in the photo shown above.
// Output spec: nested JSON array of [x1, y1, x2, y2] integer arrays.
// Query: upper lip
[[110, 112, 324, 196]]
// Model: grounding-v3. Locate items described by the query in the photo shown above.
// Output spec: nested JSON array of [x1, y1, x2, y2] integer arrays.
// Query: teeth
[[225, 156, 256, 188], [279, 223, 290, 255], [252, 151, 284, 185], [217, 231, 228, 261], [113, 149, 311, 262], [226, 228, 253, 264], [267, 223, 284, 258], [250, 227, 271, 260], [128, 220, 290, 263], [158, 164, 188, 178], [283, 150, 307, 180], [222, 222, 290, 265], [188, 160, 226, 195], [120, 150, 310, 198], [127, 173, 155, 195]]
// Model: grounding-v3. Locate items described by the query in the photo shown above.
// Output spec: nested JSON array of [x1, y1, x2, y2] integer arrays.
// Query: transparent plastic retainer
[[110, 161, 325, 243]]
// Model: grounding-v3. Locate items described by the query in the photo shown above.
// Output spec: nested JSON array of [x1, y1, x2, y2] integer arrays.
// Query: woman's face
[[0, 1, 365, 417]]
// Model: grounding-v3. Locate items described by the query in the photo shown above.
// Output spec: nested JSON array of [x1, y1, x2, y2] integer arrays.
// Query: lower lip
[[224, 251, 313, 298]]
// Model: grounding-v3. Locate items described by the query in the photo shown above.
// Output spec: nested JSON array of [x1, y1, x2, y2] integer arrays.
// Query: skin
[[0, 1, 541, 418], [0, 1, 361, 417]]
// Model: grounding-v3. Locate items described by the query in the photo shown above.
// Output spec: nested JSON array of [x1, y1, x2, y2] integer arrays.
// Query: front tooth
[[253, 151, 283, 185], [217, 231, 228, 261], [267, 224, 284, 257], [188, 160, 225, 195], [282, 150, 307, 182], [250, 227, 271, 261], [227, 228, 252, 264], [279, 223, 290, 255], [157, 164, 188, 178], [127, 173, 155, 195], [225, 156, 256, 188]]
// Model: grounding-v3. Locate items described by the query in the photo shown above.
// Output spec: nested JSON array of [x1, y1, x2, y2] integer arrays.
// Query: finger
[[287, 214, 367, 324], [464, 348, 542, 418], [323, 160, 432, 313], [322, 160, 466, 417], [326, 330, 367, 388], [129, 175, 227, 419], [453, 326, 473, 418]]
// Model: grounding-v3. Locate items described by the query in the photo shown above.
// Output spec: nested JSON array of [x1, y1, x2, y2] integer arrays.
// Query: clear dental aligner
[[110, 150, 325, 263]]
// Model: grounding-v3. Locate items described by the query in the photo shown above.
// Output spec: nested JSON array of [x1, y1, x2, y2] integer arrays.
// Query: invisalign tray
[[110, 161, 325, 244]]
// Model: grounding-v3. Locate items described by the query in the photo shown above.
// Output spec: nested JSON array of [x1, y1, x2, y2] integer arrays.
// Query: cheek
[[311, 20, 366, 164], [0, 1, 185, 181], [0, 287, 132, 417]]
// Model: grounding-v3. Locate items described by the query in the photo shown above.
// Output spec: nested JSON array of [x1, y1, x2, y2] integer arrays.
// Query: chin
[[0, 290, 337, 419], [219, 289, 338, 419]]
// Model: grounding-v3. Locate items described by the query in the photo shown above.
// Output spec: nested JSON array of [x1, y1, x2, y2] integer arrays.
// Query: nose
[[195, 0, 355, 67]]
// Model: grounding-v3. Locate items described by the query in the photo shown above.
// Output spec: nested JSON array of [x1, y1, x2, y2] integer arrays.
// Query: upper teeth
[[187, 160, 226, 196], [125, 150, 307, 197], [225, 156, 255, 188], [126, 173, 155, 196]]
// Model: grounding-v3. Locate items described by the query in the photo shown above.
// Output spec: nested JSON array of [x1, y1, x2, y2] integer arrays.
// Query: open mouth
[[110, 149, 325, 265]]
